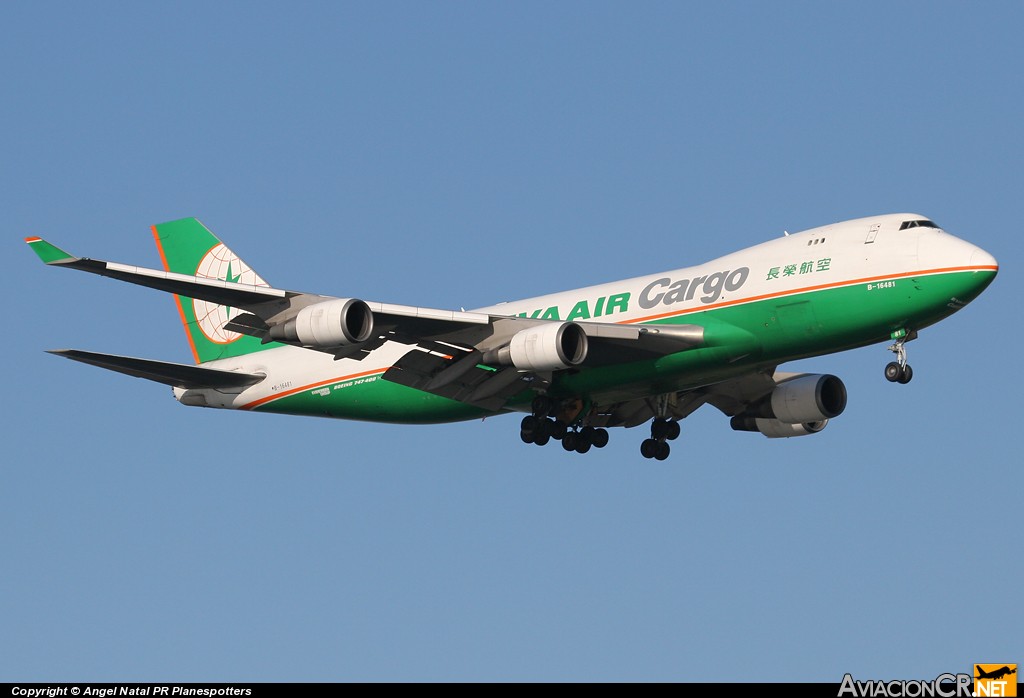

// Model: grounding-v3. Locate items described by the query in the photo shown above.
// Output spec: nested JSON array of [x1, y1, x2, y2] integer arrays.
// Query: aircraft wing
[[27, 236, 703, 349], [27, 236, 707, 410], [380, 323, 707, 410], [27, 237, 292, 306], [27, 237, 503, 348], [25, 237, 492, 346], [572, 368, 821, 430]]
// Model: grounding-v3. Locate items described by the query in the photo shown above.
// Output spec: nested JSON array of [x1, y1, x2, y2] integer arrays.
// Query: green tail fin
[[152, 218, 276, 364]]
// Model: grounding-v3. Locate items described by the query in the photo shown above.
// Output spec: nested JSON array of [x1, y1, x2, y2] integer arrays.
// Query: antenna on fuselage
[[783, 230, 790, 236]]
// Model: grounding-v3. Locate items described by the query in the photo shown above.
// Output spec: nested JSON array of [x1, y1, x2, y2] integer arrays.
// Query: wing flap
[[368, 302, 490, 326], [383, 348, 535, 411], [580, 323, 705, 366]]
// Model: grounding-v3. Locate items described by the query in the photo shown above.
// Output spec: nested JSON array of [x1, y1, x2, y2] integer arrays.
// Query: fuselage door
[[865, 223, 880, 244]]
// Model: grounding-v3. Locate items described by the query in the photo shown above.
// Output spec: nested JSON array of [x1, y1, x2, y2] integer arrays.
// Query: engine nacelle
[[768, 374, 847, 424], [270, 298, 375, 347], [730, 416, 829, 439], [487, 322, 589, 371]]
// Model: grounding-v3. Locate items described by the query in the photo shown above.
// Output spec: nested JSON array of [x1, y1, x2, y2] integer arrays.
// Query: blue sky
[[2, 1, 1020, 681]]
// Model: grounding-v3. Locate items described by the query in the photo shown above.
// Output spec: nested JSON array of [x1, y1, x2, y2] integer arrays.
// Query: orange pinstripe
[[151, 225, 201, 364], [622, 264, 998, 325], [241, 367, 388, 410]]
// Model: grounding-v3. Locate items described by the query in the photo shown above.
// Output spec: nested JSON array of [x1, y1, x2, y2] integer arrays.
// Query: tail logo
[[192, 243, 268, 344]]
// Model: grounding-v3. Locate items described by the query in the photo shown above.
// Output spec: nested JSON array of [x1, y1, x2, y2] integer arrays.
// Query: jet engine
[[269, 298, 375, 347], [766, 373, 846, 423], [730, 374, 847, 438], [484, 322, 589, 371], [729, 416, 829, 438]]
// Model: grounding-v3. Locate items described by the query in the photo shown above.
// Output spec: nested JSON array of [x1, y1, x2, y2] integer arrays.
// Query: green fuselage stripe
[[249, 267, 995, 424]]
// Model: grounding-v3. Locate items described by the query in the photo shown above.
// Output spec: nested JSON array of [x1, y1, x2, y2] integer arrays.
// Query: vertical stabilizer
[[152, 218, 275, 363]]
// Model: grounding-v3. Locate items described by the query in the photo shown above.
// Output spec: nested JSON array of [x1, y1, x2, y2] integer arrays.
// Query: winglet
[[25, 237, 76, 265]]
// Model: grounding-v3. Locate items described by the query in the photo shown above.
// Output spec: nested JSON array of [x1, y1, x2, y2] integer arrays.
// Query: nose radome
[[971, 247, 998, 271]]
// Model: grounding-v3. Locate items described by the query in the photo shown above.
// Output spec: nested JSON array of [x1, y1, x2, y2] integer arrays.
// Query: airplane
[[976, 666, 1017, 681], [26, 213, 998, 460]]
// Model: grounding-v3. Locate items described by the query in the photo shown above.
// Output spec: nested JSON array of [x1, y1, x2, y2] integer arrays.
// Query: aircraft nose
[[971, 246, 998, 272], [953, 244, 999, 305], [917, 231, 998, 307]]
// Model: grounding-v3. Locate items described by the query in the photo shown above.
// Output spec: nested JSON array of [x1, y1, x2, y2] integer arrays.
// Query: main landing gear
[[640, 417, 680, 461], [561, 426, 610, 453], [884, 330, 917, 384], [519, 396, 609, 454], [518, 395, 681, 460]]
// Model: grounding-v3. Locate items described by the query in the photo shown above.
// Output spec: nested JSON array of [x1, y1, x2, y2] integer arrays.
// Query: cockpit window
[[899, 219, 940, 230]]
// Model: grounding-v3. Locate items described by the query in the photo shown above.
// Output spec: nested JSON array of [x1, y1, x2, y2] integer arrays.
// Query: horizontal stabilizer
[[48, 349, 265, 389]]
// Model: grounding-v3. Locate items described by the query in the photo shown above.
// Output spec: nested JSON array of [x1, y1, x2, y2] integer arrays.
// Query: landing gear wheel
[[520, 430, 535, 444], [521, 415, 539, 432], [591, 428, 609, 449], [898, 364, 913, 384], [551, 420, 568, 440], [664, 421, 681, 441], [640, 439, 659, 459], [534, 432, 550, 446], [654, 441, 670, 461], [575, 439, 592, 454], [562, 432, 577, 451], [536, 419, 554, 439], [651, 418, 680, 441], [651, 418, 670, 440], [884, 362, 902, 382]]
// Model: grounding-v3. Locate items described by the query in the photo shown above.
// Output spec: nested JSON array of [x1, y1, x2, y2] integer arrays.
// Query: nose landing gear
[[884, 329, 917, 384]]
